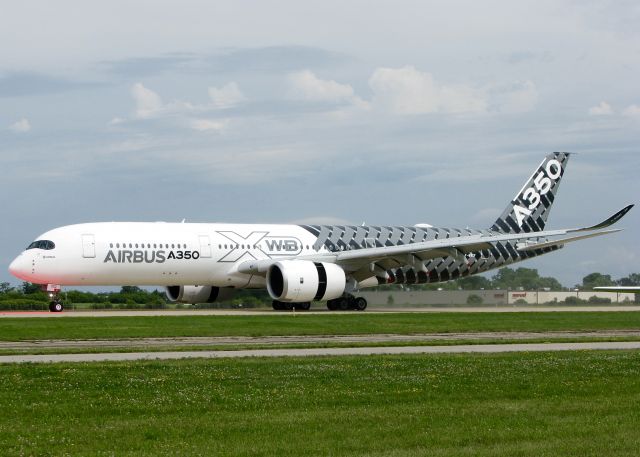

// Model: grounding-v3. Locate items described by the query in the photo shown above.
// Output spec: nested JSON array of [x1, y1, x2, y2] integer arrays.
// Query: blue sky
[[1, 0, 638, 287]]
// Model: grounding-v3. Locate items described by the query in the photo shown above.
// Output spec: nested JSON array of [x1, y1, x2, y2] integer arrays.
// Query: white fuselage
[[9, 222, 327, 287]]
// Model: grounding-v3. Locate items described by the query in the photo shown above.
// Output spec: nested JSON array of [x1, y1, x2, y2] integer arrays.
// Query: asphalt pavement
[[2, 341, 640, 363]]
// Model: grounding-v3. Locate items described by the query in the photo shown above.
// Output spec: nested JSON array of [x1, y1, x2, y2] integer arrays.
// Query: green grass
[[1, 351, 640, 456], [2, 311, 640, 341]]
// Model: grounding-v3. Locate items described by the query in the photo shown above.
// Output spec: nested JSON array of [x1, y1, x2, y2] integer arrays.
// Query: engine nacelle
[[165, 285, 235, 304], [266, 261, 346, 303]]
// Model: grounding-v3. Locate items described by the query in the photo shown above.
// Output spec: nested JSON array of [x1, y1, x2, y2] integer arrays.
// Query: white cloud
[[190, 118, 228, 132], [622, 104, 640, 116], [287, 70, 365, 105], [208, 82, 246, 108], [588, 101, 613, 115], [131, 82, 163, 118], [368, 66, 487, 115], [9, 118, 31, 133], [497, 80, 538, 114]]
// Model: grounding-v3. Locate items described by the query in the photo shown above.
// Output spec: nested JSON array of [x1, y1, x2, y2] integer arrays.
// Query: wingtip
[[617, 204, 633, 217]]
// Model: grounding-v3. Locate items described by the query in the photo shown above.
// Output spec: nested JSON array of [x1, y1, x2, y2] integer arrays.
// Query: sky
[[1, 0, 638, 287]]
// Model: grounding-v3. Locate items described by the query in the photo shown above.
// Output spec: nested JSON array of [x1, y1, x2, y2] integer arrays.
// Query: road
[[3, 330, 640, 350], [2, 341, 640, 363], [2, 305, 640, 318]]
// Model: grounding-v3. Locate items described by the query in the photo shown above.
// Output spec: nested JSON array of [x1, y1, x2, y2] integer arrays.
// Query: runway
[[3, 330, 640, 350], [2, 305, 640, 318], [2, 341, 640, 363]]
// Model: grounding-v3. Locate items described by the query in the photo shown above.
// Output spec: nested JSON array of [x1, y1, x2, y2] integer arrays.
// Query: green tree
[[22, 282, 41, 294], [581, 272, 615, 289], [120, 286, 144, 294], [491, 268, 517, 289], [466, 294, 483, 305], [458, 275, 492, 290], [491, 267, 563, 291], [0, 282, 13, 294], [537, 275, 563, 291], [618, 273, 640, 287]]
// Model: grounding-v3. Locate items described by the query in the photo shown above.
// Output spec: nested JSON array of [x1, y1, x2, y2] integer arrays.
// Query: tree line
[[0, 269, 638, 309], [372, 269, 640, 292]]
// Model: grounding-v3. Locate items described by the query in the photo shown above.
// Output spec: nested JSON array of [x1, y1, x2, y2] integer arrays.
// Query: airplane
[[594, 286, 640, 293], [8, 152, 634, 312]]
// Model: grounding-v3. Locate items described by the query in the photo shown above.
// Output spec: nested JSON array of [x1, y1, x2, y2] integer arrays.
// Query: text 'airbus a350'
[[9, 152, 633, 312]]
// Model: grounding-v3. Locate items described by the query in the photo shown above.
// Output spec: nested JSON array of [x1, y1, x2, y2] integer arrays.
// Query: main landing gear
[[44, 284, 64, 312], [326, 294, 367, 311], [272, 301, 311, 311], [271, 295, 368, 312]]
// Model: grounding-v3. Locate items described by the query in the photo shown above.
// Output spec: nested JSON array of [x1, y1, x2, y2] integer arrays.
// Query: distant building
[[358, 290, 637, 306]]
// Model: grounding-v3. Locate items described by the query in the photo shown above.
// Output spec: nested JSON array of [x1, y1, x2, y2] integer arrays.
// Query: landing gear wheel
[[294, 302, 311, 311], [272, 300, 284, 310], [49, 301, 64, 312], [326, 300, 337, 311], [354, 297, 367, 311], [338, 298, 349, 311]]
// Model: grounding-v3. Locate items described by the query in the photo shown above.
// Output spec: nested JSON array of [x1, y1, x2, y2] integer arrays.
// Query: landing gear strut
[[43, 284, 64, 312], [326, 294, 367, 311]]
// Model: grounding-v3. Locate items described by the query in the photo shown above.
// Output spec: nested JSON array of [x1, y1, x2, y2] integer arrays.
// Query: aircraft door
[[198, 235, 212, 258], [82, 234, 96, 258]]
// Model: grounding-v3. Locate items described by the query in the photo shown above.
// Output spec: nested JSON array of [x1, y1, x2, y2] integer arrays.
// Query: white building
[[358, 290, 637, 306]]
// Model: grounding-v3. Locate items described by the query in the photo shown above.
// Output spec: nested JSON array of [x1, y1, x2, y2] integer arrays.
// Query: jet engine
[[266, 260, 346, 303], [165, 285, 235, 304]]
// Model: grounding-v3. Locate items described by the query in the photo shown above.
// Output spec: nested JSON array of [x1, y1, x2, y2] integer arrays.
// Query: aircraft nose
[[8, 255, 30, 281]]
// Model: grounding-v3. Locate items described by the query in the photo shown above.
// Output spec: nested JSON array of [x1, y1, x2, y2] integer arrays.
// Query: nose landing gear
[[49, 300, 64, 312], [43, 284, 64, 312]]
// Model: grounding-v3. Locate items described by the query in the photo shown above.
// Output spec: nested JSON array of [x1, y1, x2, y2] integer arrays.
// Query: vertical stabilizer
[[490, 152, 571, 233]]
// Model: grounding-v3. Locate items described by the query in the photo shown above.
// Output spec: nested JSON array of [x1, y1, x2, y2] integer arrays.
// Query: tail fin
[[490, 152, 571, 233]]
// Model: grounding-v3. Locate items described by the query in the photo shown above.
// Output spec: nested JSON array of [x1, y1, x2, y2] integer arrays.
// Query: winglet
[[576, 204, 634, 232]]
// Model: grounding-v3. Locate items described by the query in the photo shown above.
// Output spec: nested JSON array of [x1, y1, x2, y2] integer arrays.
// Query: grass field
[[1, 351, 639, 456], [2, 312, 640, 341]]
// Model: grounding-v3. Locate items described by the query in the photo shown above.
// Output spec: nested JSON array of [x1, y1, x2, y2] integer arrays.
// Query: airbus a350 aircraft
[[8, 152, 634, 312]]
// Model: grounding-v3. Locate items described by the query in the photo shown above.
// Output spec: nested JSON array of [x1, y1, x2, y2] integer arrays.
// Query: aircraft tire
[[354, 297, 367, 311], [295, 302, 311, 311], [272, 300, 284, 311], [338, 298, 349, 311], [326, 300, 337, 311], [49, 301, 64, 312]]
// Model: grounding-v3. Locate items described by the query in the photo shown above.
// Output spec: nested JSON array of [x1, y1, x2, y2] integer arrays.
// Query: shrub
[[466, 294, 483, 305]]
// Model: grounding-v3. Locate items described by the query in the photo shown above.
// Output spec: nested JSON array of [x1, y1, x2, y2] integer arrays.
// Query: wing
[[237, 205, 633, 276]]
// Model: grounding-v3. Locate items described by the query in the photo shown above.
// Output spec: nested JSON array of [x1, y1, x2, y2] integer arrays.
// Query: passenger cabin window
[[26, 240, 55, 250]]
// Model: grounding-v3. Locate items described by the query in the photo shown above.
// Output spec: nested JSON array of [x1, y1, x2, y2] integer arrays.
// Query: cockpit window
[[26, 240, 55, 250]]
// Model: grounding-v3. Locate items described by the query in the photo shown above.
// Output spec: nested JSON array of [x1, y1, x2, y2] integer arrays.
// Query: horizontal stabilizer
[[516, 229, 621, 252]]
